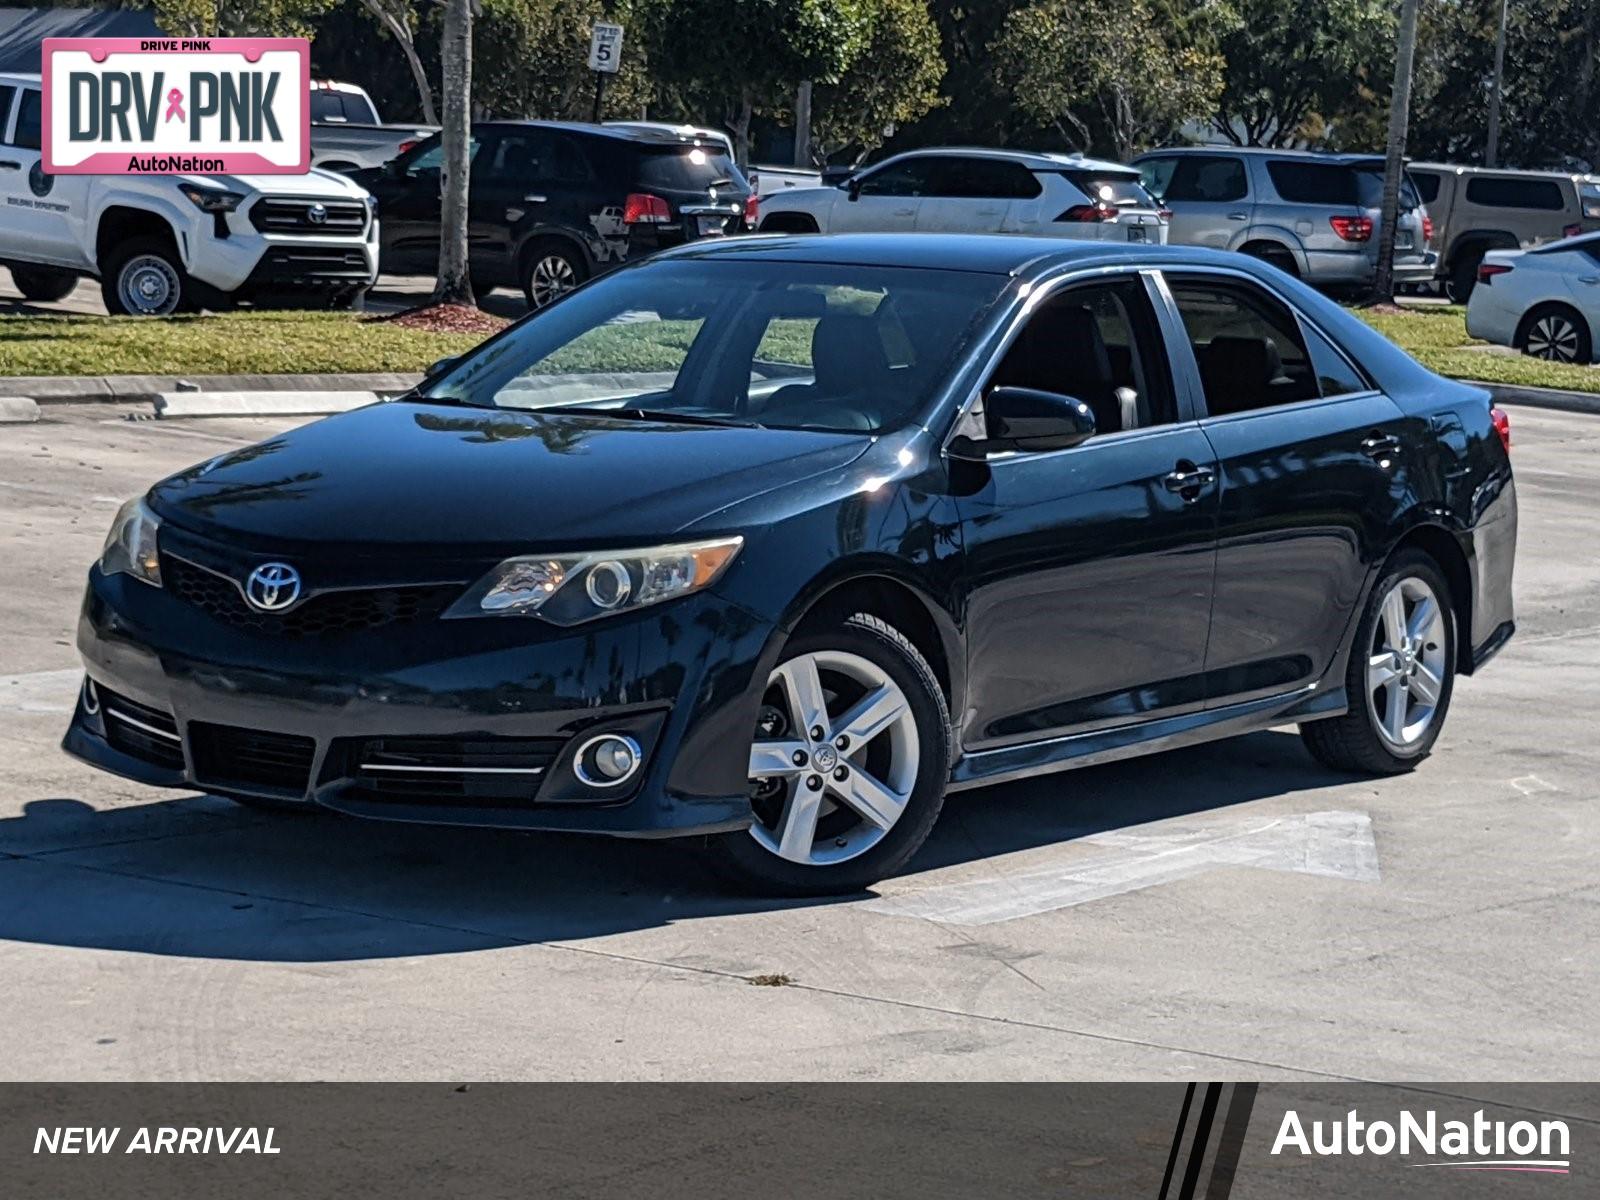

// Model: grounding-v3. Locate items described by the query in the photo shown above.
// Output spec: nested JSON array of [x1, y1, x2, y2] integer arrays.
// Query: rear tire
[[520, 240, 587, 310], [1445, 253, 1481, 303], [10, 265, 79, 302], [703, 613, 951, 896], [1516, 302, 1591, 363], [1241, 241, 1300, 278], [100, 236, 191, 316], [1300, 550, 1456, 774]]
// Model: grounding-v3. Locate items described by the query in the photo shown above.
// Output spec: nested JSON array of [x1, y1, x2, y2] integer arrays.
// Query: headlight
[[178, 183, 244, 213], [100, 498, 162, 587], [448, 536, 742, 624]]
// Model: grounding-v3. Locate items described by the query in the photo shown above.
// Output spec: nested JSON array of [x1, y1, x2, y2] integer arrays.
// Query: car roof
[[1410, 161, 1589, 182], [877, 146, 1138, 176], [0, 72, 41, 84], [658, 232, 1271, 277], [475, 119, 722, 146], [1136, 146, 1390, 167]]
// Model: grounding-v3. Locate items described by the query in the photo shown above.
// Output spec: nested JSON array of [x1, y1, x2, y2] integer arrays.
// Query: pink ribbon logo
[[164, 88, 185, 123]]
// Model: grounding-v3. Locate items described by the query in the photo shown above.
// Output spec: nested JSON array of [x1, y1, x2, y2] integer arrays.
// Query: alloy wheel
[[747, 649, 921, 866], [1365, 577, 1448, 750], [1525, 313, 1581, 362], [527, 254, 577, 308], [118, 255, 181, 316]]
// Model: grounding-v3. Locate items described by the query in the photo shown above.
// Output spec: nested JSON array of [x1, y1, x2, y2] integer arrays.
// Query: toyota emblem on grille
[[245, 563, 302, 611], [306, 203, 328, 225]]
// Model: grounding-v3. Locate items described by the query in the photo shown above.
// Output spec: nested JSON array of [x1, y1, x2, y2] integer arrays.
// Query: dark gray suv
[[1133, 148, 1436, 290]]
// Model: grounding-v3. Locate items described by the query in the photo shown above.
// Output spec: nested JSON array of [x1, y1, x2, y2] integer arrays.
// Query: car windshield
[[423, 260, 1008, 433]]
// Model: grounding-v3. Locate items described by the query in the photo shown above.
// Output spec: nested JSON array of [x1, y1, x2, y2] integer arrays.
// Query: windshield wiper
[[536, 404, 761, 429]]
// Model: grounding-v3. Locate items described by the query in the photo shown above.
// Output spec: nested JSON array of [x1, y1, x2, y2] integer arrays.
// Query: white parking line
[[0, 668, 83, 715]]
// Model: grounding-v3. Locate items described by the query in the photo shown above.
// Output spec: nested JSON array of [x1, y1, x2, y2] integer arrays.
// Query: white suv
[[0, 72, 379, 315], [756, 147, 1168, 244]]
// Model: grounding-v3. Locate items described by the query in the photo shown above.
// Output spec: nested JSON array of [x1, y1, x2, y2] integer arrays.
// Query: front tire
[[1300, 550, 1456, 774], [1516, 303, 1591, 363], [705, 613, 951, 896], [10, 265, 79, 302], [101, 236, 190, 316]]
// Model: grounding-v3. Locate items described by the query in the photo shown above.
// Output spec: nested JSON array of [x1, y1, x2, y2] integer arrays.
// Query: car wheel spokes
[[748, 649, 920, 867], [1529, 316, 1579, 362], [530, 256, 575, 307], [1365, 576, 1448, 750]]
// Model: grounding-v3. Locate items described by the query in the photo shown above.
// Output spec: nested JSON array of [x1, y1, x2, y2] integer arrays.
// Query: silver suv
[[1132, 147, 1435, 290]]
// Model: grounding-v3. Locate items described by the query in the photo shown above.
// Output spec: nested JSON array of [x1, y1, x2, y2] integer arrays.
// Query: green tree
[[350, 0, 437, 124], [153, 0, 336, 36], [474, 0, 651, 121], [991, 0, 1228, 160], [638, 0, 871, 165], [808, 0, 946, 166], [1212, 0, 1394, 146]]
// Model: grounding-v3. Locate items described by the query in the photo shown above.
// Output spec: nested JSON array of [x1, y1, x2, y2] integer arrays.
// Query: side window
[[1165, 156, 1248, 203], [1168, 281, 1320, 416], [985, 278, 1175, 437], [0, 85, 15, 140], [1138, 156, 1177, 200], [1464, 176, 1566, 211], [1266, 161, 1358, 205], [929, 157, 1041, 199], [857, 157, 937, 197], [1412, 172, 1441, 204], [10, 88, 41, 151], [404, 135, 480, 180], [1303, 325, 1369, 397]]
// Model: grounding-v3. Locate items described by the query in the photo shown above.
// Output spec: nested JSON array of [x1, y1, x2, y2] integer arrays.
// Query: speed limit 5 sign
[[587, 22, 623, 73]]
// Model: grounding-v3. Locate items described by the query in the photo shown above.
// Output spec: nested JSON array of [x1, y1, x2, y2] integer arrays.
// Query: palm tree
[[1371, 0, 1420, 303], [433, 0, 475, 307]]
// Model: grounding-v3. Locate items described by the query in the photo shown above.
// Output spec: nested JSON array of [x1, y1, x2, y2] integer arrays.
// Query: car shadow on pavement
[[0, 729, 1357, 963]]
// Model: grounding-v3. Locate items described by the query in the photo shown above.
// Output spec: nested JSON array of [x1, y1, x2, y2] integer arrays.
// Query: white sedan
[[1466, 236, 1600, 363]]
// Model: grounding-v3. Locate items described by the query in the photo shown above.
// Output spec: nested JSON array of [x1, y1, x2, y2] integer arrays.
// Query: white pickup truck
[[1, 71, 379, 315], [310, 80, 436, 174]]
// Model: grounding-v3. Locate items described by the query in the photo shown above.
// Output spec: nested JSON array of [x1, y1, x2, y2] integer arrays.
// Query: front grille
[[251, 247, 372, 280], [163, 555, 459, 638], [100, 688, 185, 769], [347, 736, 564, 805], [249, 198, 367, 237], [190, 722, 316, 795]]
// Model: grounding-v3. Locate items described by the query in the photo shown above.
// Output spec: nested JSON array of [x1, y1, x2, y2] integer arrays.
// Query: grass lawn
[[0, 311, 486, 377], [1355, 304, 1600, 394]]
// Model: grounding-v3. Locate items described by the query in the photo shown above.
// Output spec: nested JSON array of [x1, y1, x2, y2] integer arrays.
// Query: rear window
[[1268, 161, 1359, 205], [1464, 176, 1566, 210], [1063, 172, 1159, 208], [0, 85, 14, 137], [636, 145, 748, 192]]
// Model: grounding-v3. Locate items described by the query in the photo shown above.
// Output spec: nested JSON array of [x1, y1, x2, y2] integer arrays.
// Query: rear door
[[833, 156, 936, 232], [470, 128, 599, 284], [915, 156, 1039, 233], [1138, 153, 1250, 248], [1161, 272, 1412, 706]]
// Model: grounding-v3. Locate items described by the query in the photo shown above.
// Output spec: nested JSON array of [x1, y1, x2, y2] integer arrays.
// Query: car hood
[[181, 168, 368, 199], [148, 400, 872, 556]]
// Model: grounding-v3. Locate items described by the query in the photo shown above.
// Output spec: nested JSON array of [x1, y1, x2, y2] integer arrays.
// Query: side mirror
[[949, 386, 1097, 459], [426, 355, 458, 377], [846, 177, 863, 201]]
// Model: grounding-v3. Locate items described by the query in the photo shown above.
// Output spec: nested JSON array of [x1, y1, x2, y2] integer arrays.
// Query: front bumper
[[67, 562, 773, 838], [184, 200, 379, 295]]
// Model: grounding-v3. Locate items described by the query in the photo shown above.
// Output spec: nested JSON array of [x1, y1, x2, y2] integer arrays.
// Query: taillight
[[1329, 215, 1373, 242], [1057, 203, 1115, 222], [1423, 214, 1434, 243], [1564, 222, 1583, 238], [622, 193, 672, 225], [1157, 208, 1173, 222], [744, 192, 759, 226], [395, 139, 418, 156], [1491, 406, 1511, 453], [1477, 262, 1512, 285]]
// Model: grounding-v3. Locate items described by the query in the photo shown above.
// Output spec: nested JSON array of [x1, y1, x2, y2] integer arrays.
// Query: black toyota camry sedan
[[66, 235, 1517, 894]]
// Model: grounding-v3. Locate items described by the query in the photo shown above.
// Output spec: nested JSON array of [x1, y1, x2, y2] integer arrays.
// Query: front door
[[833, 156, 936, 232], [956, 275, 1219, 750], [371, 133, 481, 275], [1162, 273, 1414, 705], [0, 86, 85, 268]]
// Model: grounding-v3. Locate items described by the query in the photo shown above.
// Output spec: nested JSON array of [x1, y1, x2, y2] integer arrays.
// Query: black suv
[[355, 121, 756, 308]]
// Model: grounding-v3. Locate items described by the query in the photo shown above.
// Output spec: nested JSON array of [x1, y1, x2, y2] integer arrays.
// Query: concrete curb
[[1, 372, 422, 404], [0, 396, 40, 423], [1476, 381, 1600, 417], [153, 391, 380, 419]]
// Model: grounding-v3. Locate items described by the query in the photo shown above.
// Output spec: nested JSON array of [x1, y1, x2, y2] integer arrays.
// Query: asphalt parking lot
[[1, 401, 1596, 1082]]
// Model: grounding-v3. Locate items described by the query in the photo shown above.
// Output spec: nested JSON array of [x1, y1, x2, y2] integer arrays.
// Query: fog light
[[82, 678, 101, 716], [573, 733, 642, 788]]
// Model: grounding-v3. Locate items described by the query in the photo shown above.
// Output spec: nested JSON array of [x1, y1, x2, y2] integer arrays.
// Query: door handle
[[0, 160, 21, 170], [1226, 210, 1248, 221], [1580, 275, 1600, 285], [523, 194, 547, 203], [893, 207, 915, 216], [1360, 433, 1403, 464], [1163, 461, 1216, 498]]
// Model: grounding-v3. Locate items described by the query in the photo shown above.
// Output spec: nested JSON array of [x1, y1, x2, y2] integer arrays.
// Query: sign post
[[587, 22, 623, 123]]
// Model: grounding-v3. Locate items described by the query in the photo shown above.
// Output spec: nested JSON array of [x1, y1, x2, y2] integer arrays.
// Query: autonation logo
[[1272, 1107, 1571, 1175]]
